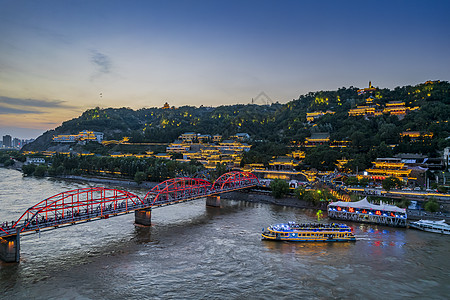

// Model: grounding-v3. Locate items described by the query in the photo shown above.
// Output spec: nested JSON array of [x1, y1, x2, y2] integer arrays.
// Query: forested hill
[[23, 81, 450, 156]]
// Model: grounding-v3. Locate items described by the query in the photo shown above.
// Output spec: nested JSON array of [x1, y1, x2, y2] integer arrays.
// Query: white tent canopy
[[329, 197, 406, 213]]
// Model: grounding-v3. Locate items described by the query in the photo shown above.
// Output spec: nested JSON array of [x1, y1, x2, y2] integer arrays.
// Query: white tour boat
[[409, 219, 450, 235]]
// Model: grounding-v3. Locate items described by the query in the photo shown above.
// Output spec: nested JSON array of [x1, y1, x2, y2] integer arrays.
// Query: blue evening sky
[[0, 0, 449, 138]]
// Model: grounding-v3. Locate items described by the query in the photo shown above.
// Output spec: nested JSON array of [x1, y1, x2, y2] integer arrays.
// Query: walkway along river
[[0, 168, 449, 299]]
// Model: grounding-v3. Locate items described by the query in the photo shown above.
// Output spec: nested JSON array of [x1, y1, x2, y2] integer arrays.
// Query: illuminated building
[[424, 80, 440, 85], [154, 153, 172, 160], [348, 105, 382, 117], [287, 150, 305, 160], [357, 81, 377, 95], [305, 132, 330, 147], [179, 132, 197, 143], [212, 134, 222, 143], [400, 131, 433, 142], [383, 101, 407, 115], [329, 140, 351, 148], [53, 130, 104, 143], [230, 133, 250, 141], [268, 156, 296, 171], [197, 134, 211, 143], [335, 159, 349, 171], [366, 158, 412, 181], [306, 111, 335, 122], [166, 140, 190, 153]]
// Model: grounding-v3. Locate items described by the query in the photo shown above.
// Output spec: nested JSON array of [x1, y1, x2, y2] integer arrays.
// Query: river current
[[0, 168, 449, 299]]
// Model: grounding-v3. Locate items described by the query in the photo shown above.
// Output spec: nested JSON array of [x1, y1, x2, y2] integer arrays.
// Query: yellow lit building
[[365, 159, 412, 181], [383, 101, 407, 115], [305, 133, 330, 147], [336, 159, 349, 171], [400, 131, 433, 142], [101, 137, 130, 146], [179, 132, 197, 143], [306, 111, 335, 122], [288, 150, 305, 160], [53, 130, 104, 143], [197, 134, 211, 143], [166, 140, 191, 153], [268, 156, 296, 171], [348, 105, 381, 117], [357, 81, 377, 95], [212, 134, 222, 143]]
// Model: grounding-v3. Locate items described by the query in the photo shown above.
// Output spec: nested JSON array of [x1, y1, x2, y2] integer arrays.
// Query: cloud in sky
[[90, 50, 112, 80], [0, 96, 75, 114], [0, 106, 42, 115]]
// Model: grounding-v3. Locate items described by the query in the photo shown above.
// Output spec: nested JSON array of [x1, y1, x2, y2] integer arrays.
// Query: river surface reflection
[[0, 169, 449, 299]]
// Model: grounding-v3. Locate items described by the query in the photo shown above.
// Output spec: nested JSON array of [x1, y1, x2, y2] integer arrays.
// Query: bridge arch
[[144, 177, 212, 206], [10, 187, 143, 235], [212, 171, 259, 192]]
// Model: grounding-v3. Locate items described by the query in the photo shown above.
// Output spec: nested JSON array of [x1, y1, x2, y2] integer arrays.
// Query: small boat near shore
[[261, 222, 356, 242], [409, 219, 450, 235]]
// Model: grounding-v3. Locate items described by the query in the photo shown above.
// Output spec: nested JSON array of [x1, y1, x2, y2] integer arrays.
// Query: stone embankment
[[57, 175, 158, 189], [220, 190, 326, 210]]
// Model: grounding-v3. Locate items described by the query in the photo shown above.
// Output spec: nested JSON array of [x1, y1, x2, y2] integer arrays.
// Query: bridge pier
[[206, 195, 221, 207], [0, 227, 21, 263], [135, 208, 152, 226]]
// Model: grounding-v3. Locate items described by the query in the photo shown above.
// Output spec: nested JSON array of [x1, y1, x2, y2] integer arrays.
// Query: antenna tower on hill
[[251, 91, 273, 105]]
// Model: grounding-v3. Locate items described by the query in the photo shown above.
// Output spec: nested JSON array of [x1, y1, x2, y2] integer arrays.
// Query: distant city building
[[2, 135, 12, 148], [12, 138, 21, 148], [444, 147, 450, 171]]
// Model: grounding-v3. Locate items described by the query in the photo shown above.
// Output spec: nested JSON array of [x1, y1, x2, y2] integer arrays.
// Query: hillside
[[22, 81, 450, 165]]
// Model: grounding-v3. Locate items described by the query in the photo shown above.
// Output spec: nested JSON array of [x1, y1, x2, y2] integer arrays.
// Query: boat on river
[[409, 219, 450, 235], [261, 222, 356, 242]]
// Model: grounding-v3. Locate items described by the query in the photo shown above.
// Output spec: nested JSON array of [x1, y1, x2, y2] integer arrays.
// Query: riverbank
[[7, 168, 449, 222], [220, 190, 326, 210], [55, 174, 158, 189]]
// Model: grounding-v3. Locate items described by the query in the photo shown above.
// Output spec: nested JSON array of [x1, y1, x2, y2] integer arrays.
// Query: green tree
[[294, 187, 306, 199], [134, 171, 147, 184], [34, 165, 47, 177], [424, 200, 439, 212], [22, 164, 36, 176], [270, 179, 290, 198], [359, 177, 370, 187], [4, 159, 14, 167], [345, 176, 359, 186], [382, 176, 403, 191], [210, 163, 227, 182]]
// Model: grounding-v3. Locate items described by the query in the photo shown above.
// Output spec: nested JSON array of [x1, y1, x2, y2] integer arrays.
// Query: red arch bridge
[[0, 171, 258, 262]]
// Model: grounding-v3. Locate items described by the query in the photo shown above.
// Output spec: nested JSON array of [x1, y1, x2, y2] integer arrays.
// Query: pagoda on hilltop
[[358, 81, 377, 95]]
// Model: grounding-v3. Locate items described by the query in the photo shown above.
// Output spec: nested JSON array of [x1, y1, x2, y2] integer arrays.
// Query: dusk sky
[[1, 0, 449, 139]]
